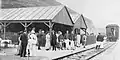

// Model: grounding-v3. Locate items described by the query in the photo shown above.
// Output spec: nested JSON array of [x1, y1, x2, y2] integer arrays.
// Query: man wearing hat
[[20, 30, 28, 57]]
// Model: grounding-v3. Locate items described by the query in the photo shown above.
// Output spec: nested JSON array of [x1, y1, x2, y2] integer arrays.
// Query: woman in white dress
[[76, 33, 81, 47], [45, 32, 51, 50], [27, 31, 37, 56], [71, 40, 75, 50], [65, 39, 70, 50]]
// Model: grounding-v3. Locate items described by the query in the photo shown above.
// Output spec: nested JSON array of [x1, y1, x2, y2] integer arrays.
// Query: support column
[[20, 22, 32, 31], [44, 21, 54, 40], [0, 22, 11, 39], [3, 22, 6, 40], [49, 21, 52, 38], [44, 21, 54, 35], [25, 22, 27, 31], [3, 22, 11, 40], [0, 22, 3, 33]]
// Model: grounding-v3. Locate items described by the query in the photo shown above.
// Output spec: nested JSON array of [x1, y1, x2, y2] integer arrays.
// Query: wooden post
[[43, 21, 54, 41], [0, 22, 3, 33], [3, 22, 6, 40], [49, 21, 52, 38], [24, 22, 27, 31]]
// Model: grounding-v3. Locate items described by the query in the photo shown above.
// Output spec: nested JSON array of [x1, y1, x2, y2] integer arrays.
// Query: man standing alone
[[96, 33, 104, 49]]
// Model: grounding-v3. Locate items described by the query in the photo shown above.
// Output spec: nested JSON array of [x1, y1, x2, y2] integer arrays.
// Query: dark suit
[[37, 33, 43, 49], [69, 34, 76, 41], [97, 35, 104, 42], [96, 34, 104, 49], [51, 33, 57, 51], [20, 33, 28, 57], [64, 33, 70, 39]]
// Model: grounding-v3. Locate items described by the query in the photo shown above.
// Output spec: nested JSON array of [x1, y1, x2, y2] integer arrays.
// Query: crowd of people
[[15, 27, 87, 57]]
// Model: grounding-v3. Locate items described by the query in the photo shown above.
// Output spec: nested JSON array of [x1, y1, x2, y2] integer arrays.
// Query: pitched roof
[[0, 5, 63, 20], [70, 13, 80, 23], [70, 13, 88, 29], [0, 5, 73, 26]]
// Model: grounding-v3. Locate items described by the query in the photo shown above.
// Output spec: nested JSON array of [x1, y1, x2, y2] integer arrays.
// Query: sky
[[57, 0, 120, 28]]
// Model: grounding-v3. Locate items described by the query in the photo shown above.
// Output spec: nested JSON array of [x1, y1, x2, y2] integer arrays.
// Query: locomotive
[[106, 24, 119, 42]]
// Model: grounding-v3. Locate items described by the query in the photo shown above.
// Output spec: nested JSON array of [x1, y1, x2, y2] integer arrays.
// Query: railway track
[[53, 42, 115, 60], [85, 42, 115, 60]]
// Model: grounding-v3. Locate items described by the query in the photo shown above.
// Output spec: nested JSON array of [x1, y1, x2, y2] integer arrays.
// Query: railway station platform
[[0, 42, 114, 60], [35, 43, 96, 60]]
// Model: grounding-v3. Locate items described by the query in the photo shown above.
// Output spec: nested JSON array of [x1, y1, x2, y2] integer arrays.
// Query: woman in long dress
[[76, 33, 81, 47], [27, 31, 37, 56], [65, 39, 70, 50], [45, 32, 51, 50]]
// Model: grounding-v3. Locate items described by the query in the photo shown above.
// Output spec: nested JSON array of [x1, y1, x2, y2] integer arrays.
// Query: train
[[106, 24, 119, 42]]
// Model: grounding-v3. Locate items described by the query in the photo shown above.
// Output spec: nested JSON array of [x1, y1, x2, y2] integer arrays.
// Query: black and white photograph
[[0, 0, 120, 60]]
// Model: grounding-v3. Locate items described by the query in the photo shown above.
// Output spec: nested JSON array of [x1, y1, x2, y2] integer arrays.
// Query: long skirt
[[45, 40, 51, 49], [27, 44, 36, 56], [71, 41, 75, 49], [65, 39, 70, 49], [27, 39, 37, 56], [17, 45, 21, 54]]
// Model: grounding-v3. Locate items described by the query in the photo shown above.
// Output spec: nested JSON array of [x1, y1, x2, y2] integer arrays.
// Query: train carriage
[[106, 24, 119, 42]]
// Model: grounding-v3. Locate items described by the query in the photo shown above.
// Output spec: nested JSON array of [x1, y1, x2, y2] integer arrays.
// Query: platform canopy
[[0, 5, 73, 26]]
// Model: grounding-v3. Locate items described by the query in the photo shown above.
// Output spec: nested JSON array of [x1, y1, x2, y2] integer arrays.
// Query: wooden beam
[[20, 22, 26, 27], [44, 22, 50, 28], [51, 23, 54, 28], [20, 22, 33, 31], [6, 22, 11, 27], [81, 14, 88, 29], [26, 22, 33, 27], [0, 22, 3, 26]]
